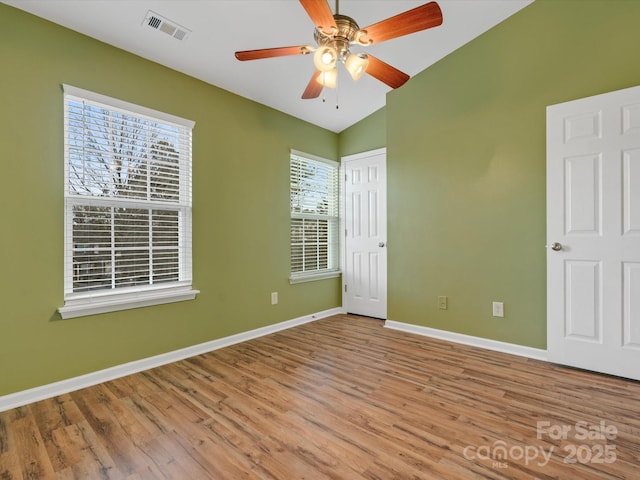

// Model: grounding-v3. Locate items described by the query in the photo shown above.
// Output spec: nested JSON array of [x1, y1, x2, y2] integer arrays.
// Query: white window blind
[[290, 151, 340, 282], [60, 85, 197, 318]]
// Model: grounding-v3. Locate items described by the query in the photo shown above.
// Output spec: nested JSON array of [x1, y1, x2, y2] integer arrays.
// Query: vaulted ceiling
[[3, 0, 533, 132]]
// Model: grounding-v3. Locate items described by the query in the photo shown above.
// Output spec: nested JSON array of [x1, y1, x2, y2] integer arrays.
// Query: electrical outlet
[[438, 296, 448, 310], [492, 301, 504, 317], [271, 292, 278, 305]]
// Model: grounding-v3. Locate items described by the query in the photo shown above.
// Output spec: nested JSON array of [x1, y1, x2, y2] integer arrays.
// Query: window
[[59, 85, 198, 319], [290, 150, 340, 283]]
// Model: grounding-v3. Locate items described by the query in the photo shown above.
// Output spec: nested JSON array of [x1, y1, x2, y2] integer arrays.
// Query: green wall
[[340, 0, 640, 348], [338, 107, 386, 157], [0, 4, 340, 396]]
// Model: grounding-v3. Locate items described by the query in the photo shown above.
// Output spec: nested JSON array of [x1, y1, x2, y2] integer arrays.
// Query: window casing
[[290, 150, 340, 283], [59, 85, 197, 319]]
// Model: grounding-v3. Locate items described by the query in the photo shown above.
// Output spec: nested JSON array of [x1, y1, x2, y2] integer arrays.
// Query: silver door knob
[[550, 242, 562, 251], [378, 242, 386, 248]]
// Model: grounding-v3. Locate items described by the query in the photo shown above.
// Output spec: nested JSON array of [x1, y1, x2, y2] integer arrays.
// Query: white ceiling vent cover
[[143, 10, 190, 41]]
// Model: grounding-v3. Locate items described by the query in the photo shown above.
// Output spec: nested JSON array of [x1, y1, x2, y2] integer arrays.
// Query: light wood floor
[[1, 314, 639, 479]]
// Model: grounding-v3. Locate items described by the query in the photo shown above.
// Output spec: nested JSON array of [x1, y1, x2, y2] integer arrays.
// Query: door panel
[[564, 154, 601, 235], [565, 260, 601, 341], [623, 149, 640, 234], [623, 262, 640, 348]]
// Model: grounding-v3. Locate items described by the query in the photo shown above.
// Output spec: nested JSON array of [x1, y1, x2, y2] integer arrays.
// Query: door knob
[[549, 242, 562, 251], [378, 242, 386, 248]]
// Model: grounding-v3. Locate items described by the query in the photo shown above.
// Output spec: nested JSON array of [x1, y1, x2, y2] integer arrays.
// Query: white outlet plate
[[271, 292, 278, 305], [492, 301, 504, 317], [438, 296, 448, 310]]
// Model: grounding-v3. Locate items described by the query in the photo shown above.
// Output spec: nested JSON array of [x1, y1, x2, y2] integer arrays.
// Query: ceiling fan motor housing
[[314, 14, 362, 59]]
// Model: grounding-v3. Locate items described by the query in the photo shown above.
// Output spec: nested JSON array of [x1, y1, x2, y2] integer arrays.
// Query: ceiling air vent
[[143, 10, 190, 41]]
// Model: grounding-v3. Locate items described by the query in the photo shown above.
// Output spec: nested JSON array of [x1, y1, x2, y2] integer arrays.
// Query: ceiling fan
[[235, 0, 443, 99]]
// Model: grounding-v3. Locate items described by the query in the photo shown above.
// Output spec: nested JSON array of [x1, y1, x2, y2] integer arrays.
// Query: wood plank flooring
[[1, 314, 639, 479]]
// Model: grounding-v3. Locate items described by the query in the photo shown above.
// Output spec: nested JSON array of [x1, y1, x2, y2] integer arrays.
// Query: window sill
[[289, 270, 341, 284], [58, 286, 199, 319]]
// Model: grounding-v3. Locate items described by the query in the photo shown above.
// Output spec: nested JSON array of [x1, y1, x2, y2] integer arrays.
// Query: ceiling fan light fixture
[[313, 45, 338, 71], [345, 53, 369, 81], [316, 68, 337, 88], [234, 1, 444, 99]]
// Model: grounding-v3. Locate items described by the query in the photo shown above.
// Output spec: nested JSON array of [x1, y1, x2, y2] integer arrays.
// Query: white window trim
[[59, 85, 198, 319], [62, 85, 195, 130], [289, 149, 341, 284], [289, 270, 341, 284], [58, 285, 198, 319]]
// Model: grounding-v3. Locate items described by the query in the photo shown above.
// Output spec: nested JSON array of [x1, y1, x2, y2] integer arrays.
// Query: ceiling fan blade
[[235, 46, 311, 61], [302, 70, 324, 99], [359, 2, 443, 45], [366, 55, 410, 89], [299, 0, 337, 35]]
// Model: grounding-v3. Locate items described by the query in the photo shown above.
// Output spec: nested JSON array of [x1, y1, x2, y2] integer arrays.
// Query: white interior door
[[547, 85, 640, 381], [343, 149, 387, 319]]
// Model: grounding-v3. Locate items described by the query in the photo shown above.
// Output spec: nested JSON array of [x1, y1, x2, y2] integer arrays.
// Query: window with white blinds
[[59, 85, 197, 319], [290, 150, 340, 283]]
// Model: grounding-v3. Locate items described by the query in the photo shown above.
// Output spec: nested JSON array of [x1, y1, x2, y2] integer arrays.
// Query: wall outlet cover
[[438, 296, 448, 310]]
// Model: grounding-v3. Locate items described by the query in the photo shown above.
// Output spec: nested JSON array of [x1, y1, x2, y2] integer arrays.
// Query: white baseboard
[[384, 320, 548, 361], [0, 307, 342, 412]]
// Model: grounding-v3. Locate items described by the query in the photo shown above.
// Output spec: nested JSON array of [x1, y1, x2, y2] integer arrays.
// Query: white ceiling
[[3, 0, 533, 132]]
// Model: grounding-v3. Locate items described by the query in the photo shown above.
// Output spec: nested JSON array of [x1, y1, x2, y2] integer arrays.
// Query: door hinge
[[344, 284, 348, 292]]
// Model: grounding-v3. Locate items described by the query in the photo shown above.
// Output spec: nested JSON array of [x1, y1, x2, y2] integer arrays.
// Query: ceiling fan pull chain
[[321, 71, 326, 103]]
